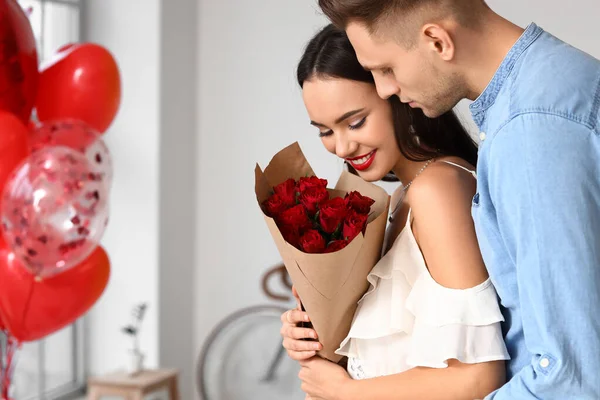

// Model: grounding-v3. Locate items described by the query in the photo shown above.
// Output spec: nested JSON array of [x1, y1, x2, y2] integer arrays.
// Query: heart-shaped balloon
[[0, 110, 29, 192], [36, 43, 121, 133], [0, 0, 39, 122], [0, 239, 110, 342]]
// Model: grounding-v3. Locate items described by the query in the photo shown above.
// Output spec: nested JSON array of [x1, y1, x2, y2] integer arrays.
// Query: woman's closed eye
[[318, 117, 367, 137], [349, 116, 366, 130]]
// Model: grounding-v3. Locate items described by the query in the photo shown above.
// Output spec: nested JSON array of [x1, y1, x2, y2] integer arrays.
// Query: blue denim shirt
[[470, 23, 600, 399]]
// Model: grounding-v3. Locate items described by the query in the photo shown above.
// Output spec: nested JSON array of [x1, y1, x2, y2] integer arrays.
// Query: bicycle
[[196, 264, 306, 400]]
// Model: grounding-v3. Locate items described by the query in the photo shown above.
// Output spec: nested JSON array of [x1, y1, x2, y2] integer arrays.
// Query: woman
[[280, 24, 509, 400]]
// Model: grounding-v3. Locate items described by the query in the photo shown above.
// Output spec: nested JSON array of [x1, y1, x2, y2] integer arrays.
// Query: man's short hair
[[318, 0, 483, 46]]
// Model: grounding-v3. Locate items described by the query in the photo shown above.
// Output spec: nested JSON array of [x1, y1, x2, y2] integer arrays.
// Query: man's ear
[[421, 23, 455, 61]]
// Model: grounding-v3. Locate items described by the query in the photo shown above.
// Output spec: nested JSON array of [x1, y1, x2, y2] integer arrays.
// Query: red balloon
[[0, 110, 29, 191], [0, 0, 39, 122], [27, 118, 37, 130], [0, 239, 110, 342], [36, 43, 121, 133]]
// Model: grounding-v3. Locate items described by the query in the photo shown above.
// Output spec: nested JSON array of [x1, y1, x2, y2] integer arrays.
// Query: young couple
[[280, 1, 600, 399]]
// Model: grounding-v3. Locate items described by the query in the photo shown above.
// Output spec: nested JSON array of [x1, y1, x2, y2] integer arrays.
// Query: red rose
[[262, 193, 288, 217], [343, 210, 369, 241], [324, 240, 348, 253], [278, 204, 311, 233], [318, 197, 347, 234], [299, 229, 326, 253], [274, 178, 297, 206], [345, 191, 375, 214], [299, 186, 329, 215], [280, 226, 301, 248], [297, 176, 327, 193]]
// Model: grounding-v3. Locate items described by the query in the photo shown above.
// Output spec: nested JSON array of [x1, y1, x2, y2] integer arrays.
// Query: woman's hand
[[280, 286, 323, 361], [299, 357, 352, 400]]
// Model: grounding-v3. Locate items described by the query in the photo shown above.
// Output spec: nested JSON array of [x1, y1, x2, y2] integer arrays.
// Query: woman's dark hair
[[296, 24, 477, 181]]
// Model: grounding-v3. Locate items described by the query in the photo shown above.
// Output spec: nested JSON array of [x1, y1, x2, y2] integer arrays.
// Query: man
[[314, 0, 600, 399]]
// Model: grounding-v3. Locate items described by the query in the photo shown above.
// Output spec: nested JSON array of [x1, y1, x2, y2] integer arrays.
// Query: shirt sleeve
[[484, 113, 600, 399]]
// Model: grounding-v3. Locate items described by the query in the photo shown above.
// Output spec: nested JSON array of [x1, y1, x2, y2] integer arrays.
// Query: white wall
[[455, 0, 600, 133], [194, 0, 331, 374], [82, 0, 161, 376], [194, 0, 600, 398], [82, 2, 199, 399]]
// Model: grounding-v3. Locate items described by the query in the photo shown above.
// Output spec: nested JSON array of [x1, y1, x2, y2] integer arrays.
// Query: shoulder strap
[[439, 160, 477, 179]]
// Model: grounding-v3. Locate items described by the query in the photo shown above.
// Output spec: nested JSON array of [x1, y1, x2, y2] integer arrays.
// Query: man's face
[[346, 21, 463, 118]]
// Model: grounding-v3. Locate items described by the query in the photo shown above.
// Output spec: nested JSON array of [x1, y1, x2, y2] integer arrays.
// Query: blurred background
[[3, 0, 598, 399]]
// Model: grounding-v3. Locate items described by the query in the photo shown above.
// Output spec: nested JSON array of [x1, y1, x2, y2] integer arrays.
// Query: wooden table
[[87, 369, 179, 400]]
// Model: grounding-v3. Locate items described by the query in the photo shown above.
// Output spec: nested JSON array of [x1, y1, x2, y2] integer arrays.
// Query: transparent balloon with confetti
[[29, 119, 113, 191], [0, 146, 110, 278]]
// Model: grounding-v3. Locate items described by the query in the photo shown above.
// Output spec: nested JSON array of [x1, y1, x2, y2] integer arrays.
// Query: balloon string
[[0, 333, 3, 396], [1, 335, 20, 400], [1, 277, 35, 398]]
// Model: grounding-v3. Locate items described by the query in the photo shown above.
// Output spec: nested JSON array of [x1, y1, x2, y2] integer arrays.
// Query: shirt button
[[539, 357, 550, 368], [479, 132, 487, 141]]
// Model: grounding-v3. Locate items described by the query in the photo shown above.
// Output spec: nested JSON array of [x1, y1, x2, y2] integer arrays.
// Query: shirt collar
[[469, 23, 544, 127]]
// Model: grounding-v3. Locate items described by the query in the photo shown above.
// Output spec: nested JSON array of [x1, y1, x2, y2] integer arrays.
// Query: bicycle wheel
[[197, 305, 305, 400]]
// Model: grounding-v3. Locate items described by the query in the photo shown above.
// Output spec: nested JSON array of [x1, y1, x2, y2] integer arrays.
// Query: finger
[[283, 337, 322, 352], [280, 325, 316, 341], [281, 309, 310, 325], [301, 382, 312, 396], [298, 358, 312, 367], [287, 349, 317, 361], [281, 309, 305, 324], [298, 366, 308, 379], [281, 325, 318, 340]]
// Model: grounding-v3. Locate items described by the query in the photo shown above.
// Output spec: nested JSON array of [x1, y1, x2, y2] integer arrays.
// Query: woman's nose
[[334, 134, 357, 159]]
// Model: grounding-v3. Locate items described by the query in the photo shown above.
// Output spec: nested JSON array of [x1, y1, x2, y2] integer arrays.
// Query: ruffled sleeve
[[405, 273, 510, 368]]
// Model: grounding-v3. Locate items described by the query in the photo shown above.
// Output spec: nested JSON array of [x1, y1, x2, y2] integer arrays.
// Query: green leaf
[[331, 221, 343, 240]]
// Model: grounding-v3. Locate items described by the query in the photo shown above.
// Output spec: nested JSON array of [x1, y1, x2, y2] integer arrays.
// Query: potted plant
[[122, 302, 148, 375]]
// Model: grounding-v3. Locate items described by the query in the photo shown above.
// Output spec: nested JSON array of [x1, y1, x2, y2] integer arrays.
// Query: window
[[19, 0, 81, 62], [0, 1, 85, 399]]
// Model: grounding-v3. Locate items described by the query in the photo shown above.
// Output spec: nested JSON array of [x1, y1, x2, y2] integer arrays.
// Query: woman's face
[[302, 77, 402, 182]]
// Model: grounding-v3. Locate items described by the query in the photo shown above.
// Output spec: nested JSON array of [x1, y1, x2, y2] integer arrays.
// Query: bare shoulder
[[406, 158, 488, 289], [408, 157, 477, 204]]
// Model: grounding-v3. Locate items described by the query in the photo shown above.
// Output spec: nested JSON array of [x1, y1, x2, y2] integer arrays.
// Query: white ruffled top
[[336, 209, 510, 380]]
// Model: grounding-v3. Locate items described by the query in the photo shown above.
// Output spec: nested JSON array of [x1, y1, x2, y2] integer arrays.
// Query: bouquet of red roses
[[262, 175, 375, 254], [255, 142, 389, 361]]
